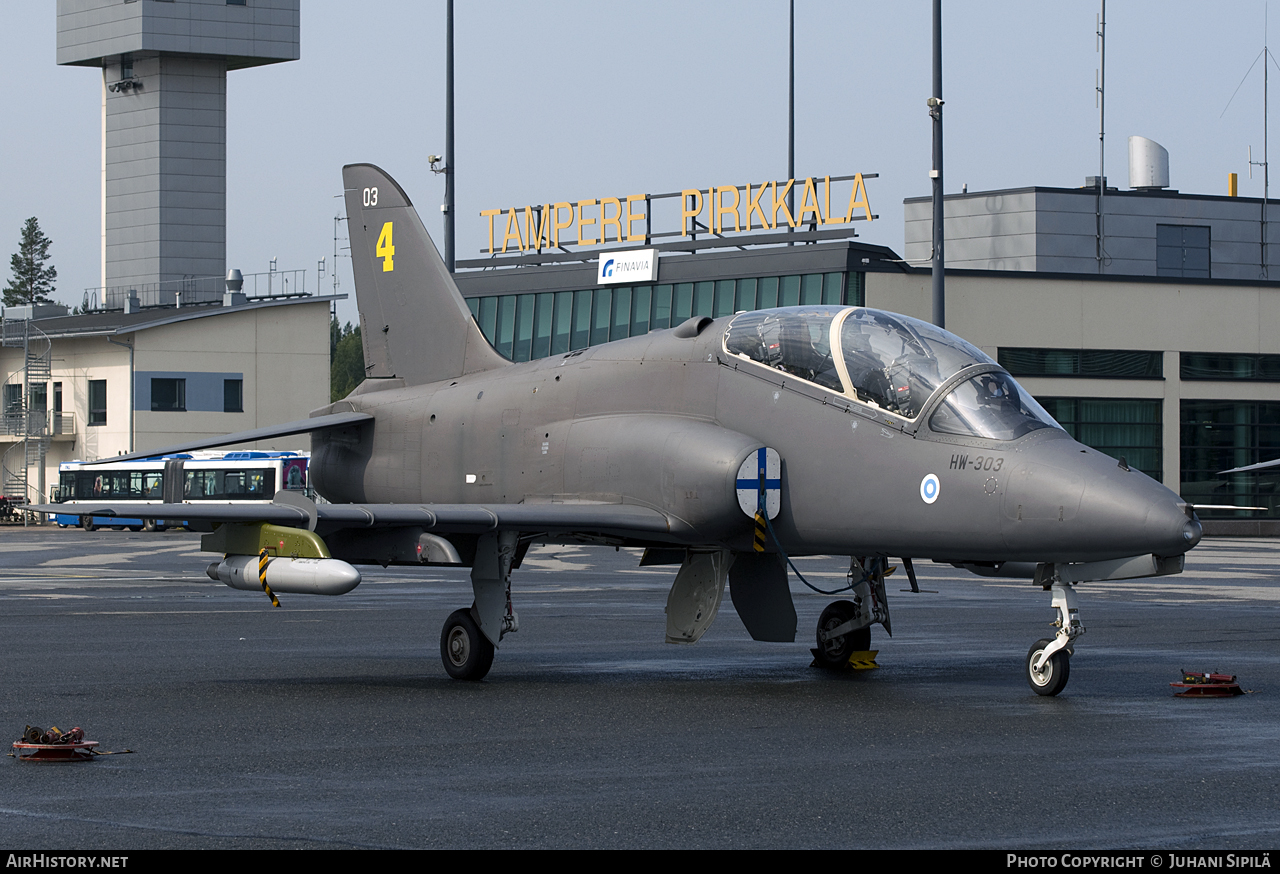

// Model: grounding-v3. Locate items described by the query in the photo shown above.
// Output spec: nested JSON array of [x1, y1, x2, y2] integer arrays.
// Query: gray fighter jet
[[37, 164, 1203, 695]]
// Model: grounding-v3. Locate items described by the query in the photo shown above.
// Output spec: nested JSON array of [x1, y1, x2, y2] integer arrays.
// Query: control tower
[[56, 0, 299, 295]]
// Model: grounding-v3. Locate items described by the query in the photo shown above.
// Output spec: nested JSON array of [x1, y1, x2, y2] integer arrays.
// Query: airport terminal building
[[454, 170, 1280, 532]]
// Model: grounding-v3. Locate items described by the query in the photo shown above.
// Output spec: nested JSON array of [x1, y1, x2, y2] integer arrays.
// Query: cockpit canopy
[[723, 306, 1060, 441]]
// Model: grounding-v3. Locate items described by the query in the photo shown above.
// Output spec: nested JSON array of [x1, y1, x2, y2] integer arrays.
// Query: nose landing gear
[[1027, 580, 1083, 696]]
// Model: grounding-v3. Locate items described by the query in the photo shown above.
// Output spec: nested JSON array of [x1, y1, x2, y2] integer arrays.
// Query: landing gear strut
[[1026, 580, 1083, 696]]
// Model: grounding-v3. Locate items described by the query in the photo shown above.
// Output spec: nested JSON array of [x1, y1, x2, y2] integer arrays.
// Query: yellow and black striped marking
[[753, 510, 767, 553], [258, 548, 280, 608], [848, 650, 880, 670]]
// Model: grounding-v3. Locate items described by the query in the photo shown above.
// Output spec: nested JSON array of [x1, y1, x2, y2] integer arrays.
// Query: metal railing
[[0, 411, 74, 437], [0, 318, 54, 518], [82, 269, 309, 312]]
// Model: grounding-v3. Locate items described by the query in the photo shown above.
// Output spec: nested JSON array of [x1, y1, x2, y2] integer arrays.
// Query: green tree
[[330, 319, 365, 401], [4, 217, 57, 307]]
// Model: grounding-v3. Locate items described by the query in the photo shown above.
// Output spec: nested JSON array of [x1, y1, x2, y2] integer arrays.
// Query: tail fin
[[342, 163, 507, 386]]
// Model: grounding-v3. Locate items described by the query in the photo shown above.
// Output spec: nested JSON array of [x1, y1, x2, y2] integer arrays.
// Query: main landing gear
[[1026, 581, 1083, 696], [440, 608, 495, 681], [814, 600, 871, 668], [439, 531, 520, 681], [812, 557, 891, 670]]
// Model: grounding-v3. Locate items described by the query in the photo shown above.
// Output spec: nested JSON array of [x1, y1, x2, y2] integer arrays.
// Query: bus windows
[[183, 468, 275, 501], [53, 452, 302, 529]]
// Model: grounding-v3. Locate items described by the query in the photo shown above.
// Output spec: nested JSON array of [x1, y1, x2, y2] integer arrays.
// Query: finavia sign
[[597, 249, 658, 285]]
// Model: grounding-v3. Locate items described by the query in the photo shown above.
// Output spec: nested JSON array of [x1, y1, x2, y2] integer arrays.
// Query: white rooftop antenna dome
[[1129, 136, 1170, 189]]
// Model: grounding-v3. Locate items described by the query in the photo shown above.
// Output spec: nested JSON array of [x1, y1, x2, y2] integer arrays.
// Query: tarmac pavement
[[1, 526, 1278, 849]]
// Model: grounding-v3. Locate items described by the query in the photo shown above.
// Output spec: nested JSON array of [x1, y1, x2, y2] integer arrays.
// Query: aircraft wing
[[312, 502, 673, 536], [1218, 457, 1280, 475], [83, 411, 375, 464], [27, 499, 676, 538]]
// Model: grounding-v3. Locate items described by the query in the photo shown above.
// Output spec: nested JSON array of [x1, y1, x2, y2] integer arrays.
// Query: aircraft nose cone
[[1180, 508, 1203, 550], [1001, 436, 1202, 562], [1134, 496, 1201, 557]]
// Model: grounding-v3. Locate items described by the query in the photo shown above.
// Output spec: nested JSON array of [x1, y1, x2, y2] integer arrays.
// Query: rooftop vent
[[1129, 136, 1170, 190], [223, 268, 247, 307]]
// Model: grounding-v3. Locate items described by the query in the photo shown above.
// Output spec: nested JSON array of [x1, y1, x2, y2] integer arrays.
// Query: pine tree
[[4, 217, 57, 307], [330, 320, 365, 401]]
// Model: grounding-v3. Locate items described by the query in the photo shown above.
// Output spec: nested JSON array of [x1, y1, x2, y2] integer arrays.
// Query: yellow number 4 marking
[[376, 221, 395, 272]]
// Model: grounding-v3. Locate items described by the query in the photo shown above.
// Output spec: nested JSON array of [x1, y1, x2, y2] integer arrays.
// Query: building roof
[[903, 184, 1276, 207], [21, 295, 343, 341]]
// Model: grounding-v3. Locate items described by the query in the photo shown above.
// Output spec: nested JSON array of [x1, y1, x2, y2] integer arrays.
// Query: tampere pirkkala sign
[[479, 173, 874, 255]]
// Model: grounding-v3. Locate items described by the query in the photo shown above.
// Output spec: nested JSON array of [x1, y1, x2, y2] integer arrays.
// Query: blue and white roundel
[[920, 473, 940, 505], [736, 447, 781, 519]]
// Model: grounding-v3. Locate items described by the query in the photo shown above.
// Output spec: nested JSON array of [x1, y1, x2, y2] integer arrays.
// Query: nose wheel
[[440, 608, 494, 681], [1026, 638, 1070, 695]]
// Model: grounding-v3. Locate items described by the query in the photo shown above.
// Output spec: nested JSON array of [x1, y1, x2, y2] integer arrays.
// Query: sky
[[1, 1, 1275, 326]]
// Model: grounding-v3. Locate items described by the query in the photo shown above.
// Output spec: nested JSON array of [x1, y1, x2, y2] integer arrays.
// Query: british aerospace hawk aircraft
[[37, 164, 1204, 695]]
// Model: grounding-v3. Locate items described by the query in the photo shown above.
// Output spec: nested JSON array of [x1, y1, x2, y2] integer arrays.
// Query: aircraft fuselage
[[311, 316, 1198, 566]]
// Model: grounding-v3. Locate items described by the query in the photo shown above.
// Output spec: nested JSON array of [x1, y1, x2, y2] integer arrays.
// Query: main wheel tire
[[80, 516, 96, 532], [814, 600, 871, 669], [142, 519, 157, 532], [1026, 638, 1070, 696], [440, 609, 495, 681]]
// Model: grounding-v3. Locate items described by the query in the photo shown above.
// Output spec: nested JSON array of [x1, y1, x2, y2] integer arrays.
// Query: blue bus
[[51, 451, 309, 531]]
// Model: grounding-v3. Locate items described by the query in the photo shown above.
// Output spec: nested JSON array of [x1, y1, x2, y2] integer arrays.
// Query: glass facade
[[466, 271, 863, 363], [999, 348, 1162, 379], [1039, 398, 1163, 481], [1181, 401, 1280, 516], [1181, 352, 1280, 381]]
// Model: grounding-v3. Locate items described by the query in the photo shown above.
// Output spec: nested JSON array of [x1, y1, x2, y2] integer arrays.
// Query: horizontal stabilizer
[[83, 411, 374, 464]]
